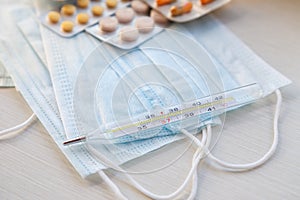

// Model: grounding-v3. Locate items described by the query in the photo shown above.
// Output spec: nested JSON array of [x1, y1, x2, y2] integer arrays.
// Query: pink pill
[[150, 9, 169, 25], [99, 17, 118, 32], [119, 26, 139, 42], [131, 0, 150, 15], [135, 16, 154, 33], [115, 8, 135, 24]]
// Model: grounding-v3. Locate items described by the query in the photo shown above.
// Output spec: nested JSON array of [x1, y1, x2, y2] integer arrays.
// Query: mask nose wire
[[0, 113, 36, 139]]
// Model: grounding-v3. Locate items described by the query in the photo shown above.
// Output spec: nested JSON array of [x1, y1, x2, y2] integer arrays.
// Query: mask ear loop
[[91, 89, 282, 199], [92, 128, 210, 200], [182, 89, 282, 171], [97, 170, 128, 200], [203, 89, 282, 171], [0, 113, 36, 139]]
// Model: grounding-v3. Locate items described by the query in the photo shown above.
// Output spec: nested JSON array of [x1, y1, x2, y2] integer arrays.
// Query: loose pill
[[150, 9, 168, 25], [77, 13, 89, 24], [106, 0, 118, 9], [61, 4, 76, 16], [77, 0, 90, 8], [131, 0, 150, 15], [135, 16, 154, 33], [61, 21, 74, 32], [100, 17, 118, 32], [92, 5, 104, 16], [116, 8, 135, 24], [120, 26, 139, 42], [48, 11, 60, 24]]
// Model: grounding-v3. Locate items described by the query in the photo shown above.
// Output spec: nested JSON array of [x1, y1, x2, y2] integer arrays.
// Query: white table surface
[[1, 0, 299, 199]]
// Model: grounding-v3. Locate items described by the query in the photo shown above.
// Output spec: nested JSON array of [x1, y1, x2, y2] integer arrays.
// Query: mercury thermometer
[[63, 83, 262, 145]]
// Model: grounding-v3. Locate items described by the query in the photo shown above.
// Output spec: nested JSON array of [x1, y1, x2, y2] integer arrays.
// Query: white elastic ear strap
[[0, 113, 36, 139], [92, 89, 282, 200], [205, 89, 282, 171], [92, 130, 209, 200]]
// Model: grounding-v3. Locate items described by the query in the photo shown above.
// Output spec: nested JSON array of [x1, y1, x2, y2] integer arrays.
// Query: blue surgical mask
[[67, 27, 265, 171], [0, 61, 14, 87], [0, 0, 33, 88], [1, 2, 291, 199], [16, 9, 290, 177], [40, 21, 221, 175]]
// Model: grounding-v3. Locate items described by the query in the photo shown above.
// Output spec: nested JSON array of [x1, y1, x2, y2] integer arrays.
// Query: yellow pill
[[92, 5, 104, 16], [106, 0, 118, 9], [77, 0, 90, 8], [77, 13, 89, 24], [61, 21, 74, 33], [61, 4, 76, 16], [48, 11, 60, 24]]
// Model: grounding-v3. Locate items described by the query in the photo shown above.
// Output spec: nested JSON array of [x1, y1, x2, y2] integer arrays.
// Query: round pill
[[135, 16, 154, 33], [92, 5, 104, 16], [131, 0, 150, 15], [61, 21, 74, 32], [106, 0, 117, 8], [47, 11, 60, 24], [100, 17, 118, 32], [150, 9, 169, 25], [120, 26, 139, 42], [61, 4, 76, 16], [77, 0, 90, 8], [77, 13, 89, 24], [116, 8, 135, 24]]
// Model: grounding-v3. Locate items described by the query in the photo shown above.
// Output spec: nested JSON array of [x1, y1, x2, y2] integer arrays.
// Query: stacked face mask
[[6, 1, 217, 177], [39, 20, 222, 175], [0, 0, 29, 88], [0, 0, 291, 179], [39, 13, 290, 178], [0, 62, 14, 87], [0, 0, 69, 169]]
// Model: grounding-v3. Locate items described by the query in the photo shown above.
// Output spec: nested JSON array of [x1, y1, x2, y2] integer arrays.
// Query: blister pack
[[86, 6, 164, 49], [142, 0, 230, 23], [39, 0, 131, 37]]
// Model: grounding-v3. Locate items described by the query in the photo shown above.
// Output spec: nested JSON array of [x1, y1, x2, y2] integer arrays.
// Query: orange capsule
[[183, 2, 193, 13], [170, 2, 193, 16], [156, 0, 176, 6], [201, 0, 214, 5]]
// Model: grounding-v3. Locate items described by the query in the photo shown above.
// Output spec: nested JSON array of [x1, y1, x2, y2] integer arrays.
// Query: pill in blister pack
[[141, 0, 230, 23], [86, 2, 169, 49], [39, 0, 131, 37]]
